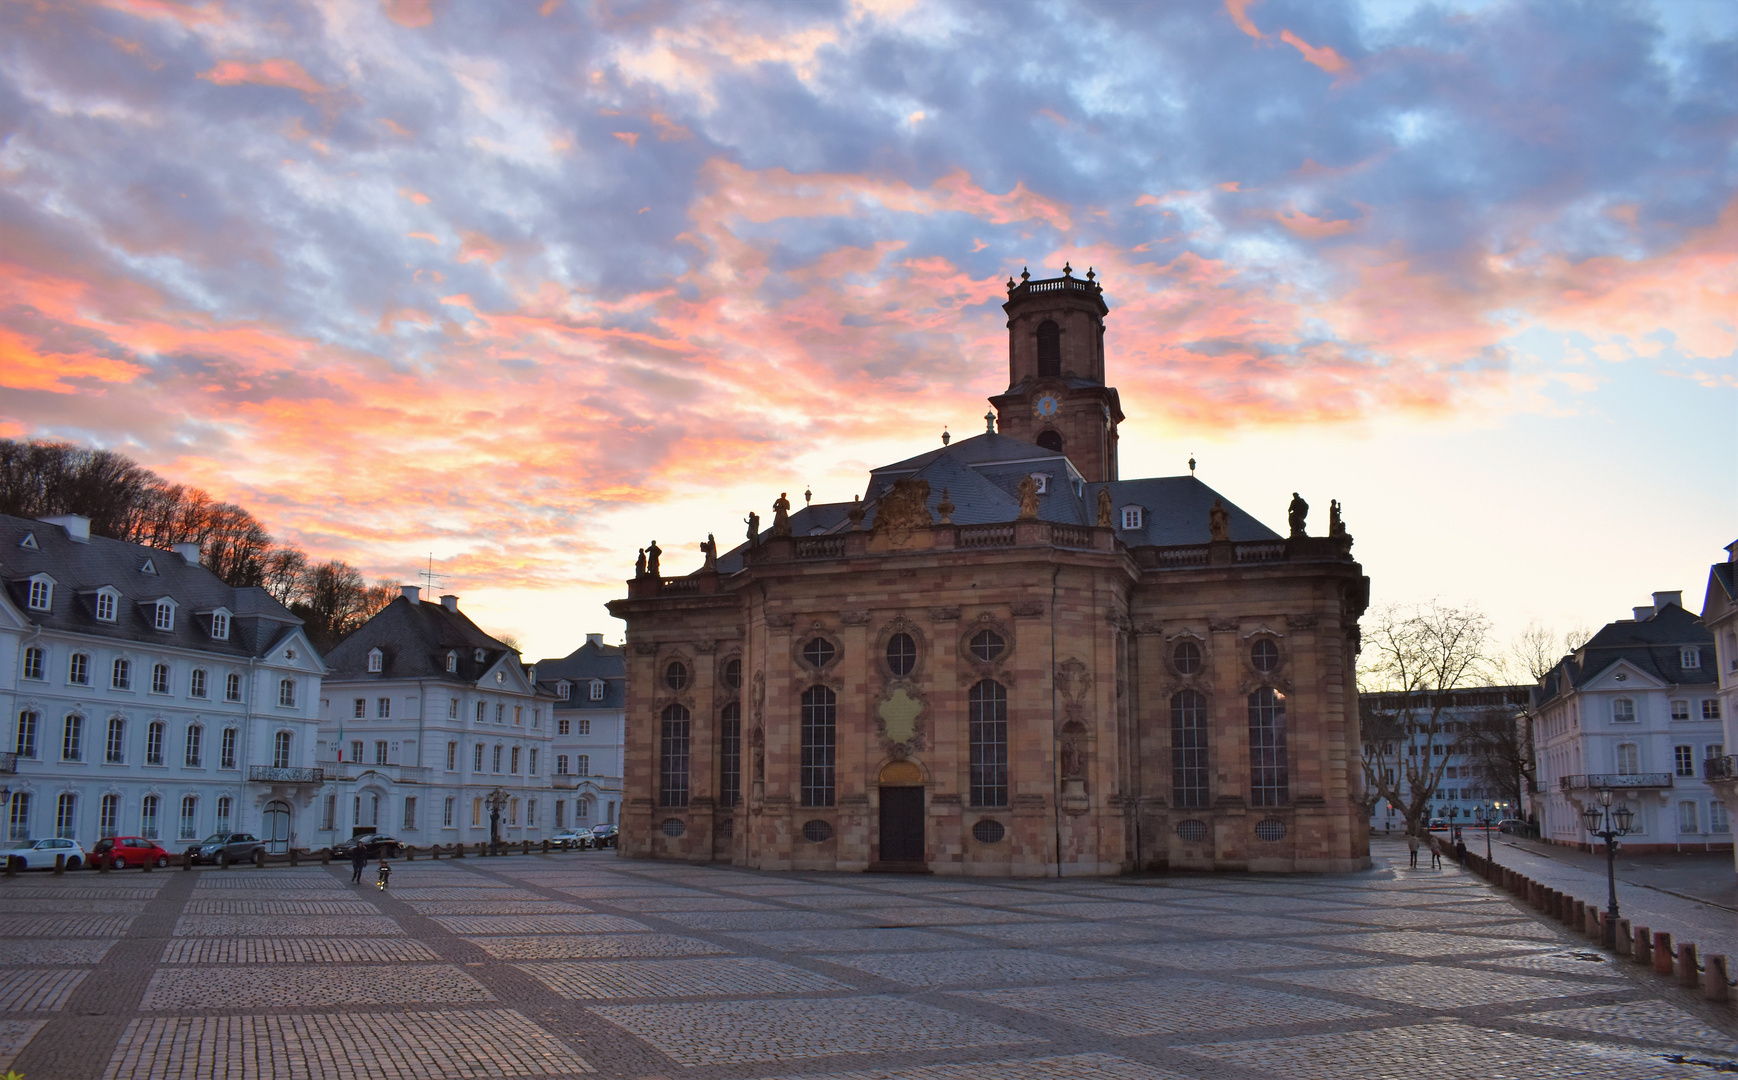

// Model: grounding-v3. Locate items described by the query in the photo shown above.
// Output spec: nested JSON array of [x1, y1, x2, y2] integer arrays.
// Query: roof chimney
[[1633, 606, 1655, 621], [39, 515, 90, 542], [172, 542, 201, 565], [401, 585, 420, 602], [1652, 590, 1683, 611], [440, 594, 458, 612], [586, 633, 603, 648]]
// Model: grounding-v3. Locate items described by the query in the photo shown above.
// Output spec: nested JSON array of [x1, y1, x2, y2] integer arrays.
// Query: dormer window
[[1120, 506, 1143, 531], [526, 666, 535, 684], [210, 611, 230, 641], [446, 651, 458, 673], [590, 679, 605, 701], [153, 600, 174, 631], [95, 589, 119, 622], [27, 576, 53, 611], [367, 648, 383, 673], [139, 558, 157, 575], [1029, 473, 1048, 495], [1682, 647, 1702, 670], [557, 680, 571, 700], [18, 532, 37, 550], [474, 648, 486, 662]]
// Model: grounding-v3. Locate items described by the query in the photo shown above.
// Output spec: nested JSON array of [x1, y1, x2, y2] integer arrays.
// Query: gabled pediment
[[1583, 658, 1668, 691], [478, 653, 533, 695]]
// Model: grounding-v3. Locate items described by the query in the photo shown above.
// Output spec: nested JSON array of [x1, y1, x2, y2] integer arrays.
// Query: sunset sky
[[2, 0, 1734, 665]]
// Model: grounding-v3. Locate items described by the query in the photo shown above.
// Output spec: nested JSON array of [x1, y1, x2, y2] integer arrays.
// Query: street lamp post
[[487, 788, 508, 855], [1476, 805, 1493, 862], [1580, 788, 1635, 950]]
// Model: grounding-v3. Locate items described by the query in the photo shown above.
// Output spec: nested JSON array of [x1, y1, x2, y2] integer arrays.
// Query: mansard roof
[[1537, 602, 1715, 702], [0, 512, 304, 659], [324, 595, 515, 683], [536, 638, 626, 709]]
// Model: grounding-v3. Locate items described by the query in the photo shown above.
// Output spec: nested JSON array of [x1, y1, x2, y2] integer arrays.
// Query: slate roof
[[323, 595, 515, 682], [0, 512, 304, 660], [536, 639, 626, 710], [1537, 603, 1716, 702]]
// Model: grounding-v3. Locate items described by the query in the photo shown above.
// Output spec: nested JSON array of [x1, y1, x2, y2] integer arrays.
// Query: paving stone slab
[[947, 921, 1157, 947], [181, 899, 380, 915], [0, 914, 135, 937], [1468, 950, 1634, 980], [160, 937, 443, 964], [751, 1051, 1195, 1080], [102, 1009, 590, 1078], [1254, 963, 1620, 1007], [656, 910, 867, 931], [141, 964, 494, 1009], [729, 927, 973, 953], [400, 899, 593, 914], [0, 939, 117, 966], [1084, 940, 1378, 971], [817, 947, 1131, 988], [0, 1019, 46, 1072], [0, 969, 89, 1012], [609, 895, 778, 912], [1293, 931, 1557, 958], [0, 898, 149, 914], [428, 914, 649, 934], [1513, 1000, 1738, 1052], [958, 976, 1382, 1036], [520, 956, 851, 999], [0, 887, 161, 900], [466, 933, 730, 960], [171, 914, 402, 936]]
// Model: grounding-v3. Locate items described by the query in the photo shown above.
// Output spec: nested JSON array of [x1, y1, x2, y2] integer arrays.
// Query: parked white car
[[551, 829, 591, 851], [4, 837, 87, 871]]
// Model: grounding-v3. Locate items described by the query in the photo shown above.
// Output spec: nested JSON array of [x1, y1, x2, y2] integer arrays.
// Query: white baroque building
[[1531, 591, 1727, 853], [0, 514, 326, 853], [1697, 540, 1738, 879], [312, 588, 554, 847], [535, 632, 626, 831]]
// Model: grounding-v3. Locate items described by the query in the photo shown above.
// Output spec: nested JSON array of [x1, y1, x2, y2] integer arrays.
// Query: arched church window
[[800, 686, 835, 807], [1036, 320, 1061, 378], [968, 680, 1008, 807], [719, 701, 741, 808], [886, 633, 916, 677], [1036, 430, 1063, 453], [1248, 688, 1289, 807], [1171, 690, 1209, 808], [659, 703, 690, 807]]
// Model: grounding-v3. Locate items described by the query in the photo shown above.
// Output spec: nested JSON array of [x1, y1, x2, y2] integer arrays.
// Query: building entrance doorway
[[877, 787, 925, 864], [262, 801, 290, 854]]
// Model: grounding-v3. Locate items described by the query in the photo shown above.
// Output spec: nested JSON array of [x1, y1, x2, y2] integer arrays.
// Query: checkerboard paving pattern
[[0, 939, 117, 965], [465, 932, 731, 960], [0, 1019, 46, 1072], [141, 964, 494, 1009], [0, 914, 134, 937], [751, 1052, 1194, 1080], [1253, 963, 1622, 1007], [1513, 1000, 1738, 1052], [159, 937, 442, 964], [171, 914, 403, 936], [817, 947, 1131, 988], [519, 956, 852, 999], [959, 975, 1384, 1036], [0, 969, 88, 1011]]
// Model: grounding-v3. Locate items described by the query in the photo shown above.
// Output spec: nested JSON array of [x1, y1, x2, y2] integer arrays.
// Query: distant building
[[1361, 686, 1532, 833], [0, 513, 326, 854], [313, 589, 552, 847], [1697, 541, 1738, 877], [1531, 592, 1726, 853], [535, 633, 625, 832]]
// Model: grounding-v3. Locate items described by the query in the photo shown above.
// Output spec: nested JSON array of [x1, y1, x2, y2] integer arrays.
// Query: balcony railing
[[1558, 772, 1673, 792], [0, 753, 15, 774], [249, 765, 324, 784], [1705, 756, 1738, 782]]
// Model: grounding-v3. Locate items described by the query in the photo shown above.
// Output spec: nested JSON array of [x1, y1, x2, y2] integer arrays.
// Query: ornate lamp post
[[1580, 788, 1635, 949], [486, 788, 508, 855], [1476, 804, 1493, 862]]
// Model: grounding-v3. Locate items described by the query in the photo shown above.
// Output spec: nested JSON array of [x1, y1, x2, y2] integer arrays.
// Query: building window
[[1173, 640, 1202, 675], [491, 744, 502, 773], [443, 797, 455, 828], [1036, 318, 1061, 378], [105, 717, 125, 763], [151, 663, 169, 694], [495, 704, 504, 725], [185, 725, 202, 768], [211, 611, 229, 640], [969, 630, 1006, 663], [351, 699, 365, 719], [27, 578, 52, 611], [140, 795, 159, 840], [513, 706, 522, 726], [968, 680, 1009, 808], [374, 740, 388, 766], [476, 701, 486, 723], [570, 718, 586, 736], [1683, 647, 1702, 669], [471, 798, 483, 828], [190, 669, 207, 698], [143, 721, 165, 765], [403, 797, 417, 831], [7, 794, 29, 840], [508, 798, 519, 826], [448, 698, 458, 719], [53, 793, 76, 839], [112, 658, 132, 690], [800, 686, 836, 807], [1616, 742, 1640, 776], [154, 601, 173, 631], [557, 718, 571, 736], [1248, 688, 1289, 807], [69, 652, 89, 685], [62, 714, 83, 761], [1251, 639, 1279, 673], [1676, 745, 1696, 777], [528, 749, 537, 776], [557, 754, 569, 776], [1671, 699, 1690, 721], [555, 801, 566, 828], [446, 651, 457, 673], [592, 679, 608, 701], [659, 703, 691, 807], [14, 711, 37, 758], [220, 728, 237, 769], [720, 701, 741, 808], [723, 658, 742, 691], [510, 746, 521, 773], [179, 796, 198, 840], [1613, 698, 1636, 723], [555, 680, 570, 701], [275, 679, 294, 708], [446, 742, 457, 771], [350, 740, 363, 764], [664, 661, 689, 691], [886, 633, 916, 678], [1679, 801, 1699, 834], [96, 591, 117, 622], [99, 794, 119, 839], [1706, 700, 1723, 721], [22, 646, 44, 681], [214, 795, 231, 834], [1171, 690, 1210, 809], [573, 753, 586, 777], [1121, 506, 1142, 530], [376, 697, 390, 719], [273, 731, 292, 769], [1713, 801, 1730, 834], [473, 744, 484, 771], [225, 673, 241, 702], [367, 649, 383, 673]]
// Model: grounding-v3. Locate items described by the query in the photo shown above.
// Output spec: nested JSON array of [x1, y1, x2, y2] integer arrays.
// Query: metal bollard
[[183, 850, 193, 871], [477, 842, 486, 857], [290, 849, 299, 867], [405, 846, 414, 862], [53, 854, 64, 875], [522, 840, 530, 856], [321, 850, 330, 866], [1570, 898, 1583, 926], [453, 843, 464, 858], [1678, 943, 1700, 988], [1615, 918, 1632, 956], [142, 856, 152, 873], [542, 839, 550, 854], [98, 853, 110, 874], [1654, 932, 1675, 976], [1705, 955, 1730, 1002], [1634, 926, 1652, 965]]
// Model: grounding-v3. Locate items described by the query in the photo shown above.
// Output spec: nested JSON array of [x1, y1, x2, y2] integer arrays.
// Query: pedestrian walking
[[349, 842, 368, 884], [375, 854, 392, 891], [1429, 835, 1443, 869], [1406, 832, 1420, 868], [1454, 836, 1467, 865]]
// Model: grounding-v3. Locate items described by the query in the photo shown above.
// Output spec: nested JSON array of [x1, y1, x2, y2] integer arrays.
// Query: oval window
[[1175, 819, 1208, 842], [971, 819, 1006, 843], [801, 819, 833, 843], [722, 658, 742, 691], [660, 818, 686, 837], [664, 661, 688, 691], [1254, 818, 1286, 842], [886, 633, 917, 677], [970, 629, 1006, 663], [802, 637, 836, 669], [1173, 641, 1201, 675], [1251, 639, 1279, 673]]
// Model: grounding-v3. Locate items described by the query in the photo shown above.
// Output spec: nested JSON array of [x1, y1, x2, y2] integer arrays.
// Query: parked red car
[[90, 836, 171, 868]]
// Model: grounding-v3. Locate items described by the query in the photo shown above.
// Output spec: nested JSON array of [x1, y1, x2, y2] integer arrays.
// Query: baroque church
[[609, 268, 1371, 875]]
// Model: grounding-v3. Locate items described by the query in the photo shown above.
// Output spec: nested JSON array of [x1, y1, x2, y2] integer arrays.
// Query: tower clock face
[[1033, 394, 1060, 419]]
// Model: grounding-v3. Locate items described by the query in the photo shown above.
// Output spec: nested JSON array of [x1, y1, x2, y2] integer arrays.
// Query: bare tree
[[1357, 600, 1495, 837], [292, 561, 367, 652], [1457, 705, 1534, 810], [261, 548, 308, 604]]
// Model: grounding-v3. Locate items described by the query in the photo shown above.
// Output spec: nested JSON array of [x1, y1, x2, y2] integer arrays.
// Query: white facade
[[1363, 687, 1531, 834], [539, 633, 626, 831], [0, 515, 326, 855], [1697, 540, 1738, 878]]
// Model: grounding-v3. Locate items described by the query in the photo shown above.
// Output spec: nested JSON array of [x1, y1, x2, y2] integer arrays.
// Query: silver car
[[4, 837, 87, 871]]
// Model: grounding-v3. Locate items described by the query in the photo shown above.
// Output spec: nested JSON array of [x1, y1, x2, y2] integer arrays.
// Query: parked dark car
[[589, 824, 618, 849], [92, 836, 171, 868], [331, 833, 404, 859], [188, 832, 265, 865], [1497, 818, 1531, 835]]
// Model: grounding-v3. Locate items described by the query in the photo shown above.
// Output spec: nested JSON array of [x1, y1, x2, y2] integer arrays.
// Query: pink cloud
[[200, 58, 332, 97]]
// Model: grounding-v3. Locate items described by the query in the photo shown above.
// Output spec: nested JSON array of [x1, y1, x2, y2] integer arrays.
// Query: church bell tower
[[989, 264, 1123, 482]]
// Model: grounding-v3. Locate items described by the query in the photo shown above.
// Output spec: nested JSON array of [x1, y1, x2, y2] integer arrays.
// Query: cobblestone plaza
[[2, 849, 1734, 1079]]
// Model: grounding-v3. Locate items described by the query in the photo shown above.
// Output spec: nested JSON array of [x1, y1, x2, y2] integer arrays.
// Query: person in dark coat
[[1454, 836, 1468, 865], [349, 841, 368, 884]]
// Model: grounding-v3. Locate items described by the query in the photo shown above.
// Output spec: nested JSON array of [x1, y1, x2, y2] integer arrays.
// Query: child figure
[[375, 855, 392, 890]]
